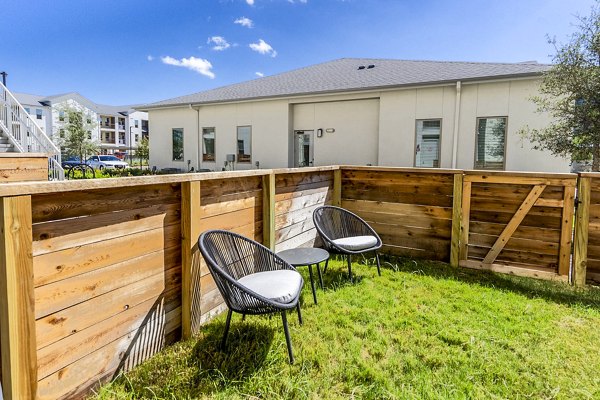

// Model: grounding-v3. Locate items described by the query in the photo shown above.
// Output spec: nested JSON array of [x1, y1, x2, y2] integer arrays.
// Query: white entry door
[[294, 130, 314, 167]]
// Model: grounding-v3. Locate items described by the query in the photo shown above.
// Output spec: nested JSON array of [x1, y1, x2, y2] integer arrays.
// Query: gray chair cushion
[[332, 235, 378, 251], [238, 270, 303, 303]]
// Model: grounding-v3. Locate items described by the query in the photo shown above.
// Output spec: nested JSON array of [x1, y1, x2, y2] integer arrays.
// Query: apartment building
[[14, 91, 149, 156]]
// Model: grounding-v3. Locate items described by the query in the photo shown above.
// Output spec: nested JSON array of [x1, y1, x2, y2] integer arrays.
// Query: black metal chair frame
[[198, 230, 304, 363], [313, 205, 383, 282]]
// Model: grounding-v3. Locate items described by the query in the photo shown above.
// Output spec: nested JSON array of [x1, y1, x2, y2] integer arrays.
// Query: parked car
[[61, 156, 83, 168], [86, 155, 129, 170]]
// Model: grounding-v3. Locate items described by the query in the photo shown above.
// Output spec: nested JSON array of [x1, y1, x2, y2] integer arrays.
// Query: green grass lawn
[[94, 257, 600, 399]]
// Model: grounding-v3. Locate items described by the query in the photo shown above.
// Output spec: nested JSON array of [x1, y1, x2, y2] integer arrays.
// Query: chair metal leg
[[323, 258, 329, 274], [375, 251, 381, 276], [347, 254, 353, 283], [221, 309, 233, 350], [316, 262, 324, 290], [297, 303, 303, 325], [242, 313, 246, 322], [308, 264, 318, 304], [282, 311, 294, 364]]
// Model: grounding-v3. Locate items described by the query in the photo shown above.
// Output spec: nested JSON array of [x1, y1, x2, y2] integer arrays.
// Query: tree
[[58, 104, 99, 162], [137, 136, 150, 168], [521, 2, 600, 170]]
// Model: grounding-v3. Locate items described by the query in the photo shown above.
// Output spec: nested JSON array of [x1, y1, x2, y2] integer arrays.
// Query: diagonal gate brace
[[482, 184, 546, 265]]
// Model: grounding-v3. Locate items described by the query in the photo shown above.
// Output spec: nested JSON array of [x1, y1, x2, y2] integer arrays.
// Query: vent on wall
[[357, 64, 375, 70], [357, 65, 366, 70]]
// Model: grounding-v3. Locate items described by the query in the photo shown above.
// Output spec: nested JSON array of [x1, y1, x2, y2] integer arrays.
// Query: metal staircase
[[0, 81, 64, 180]]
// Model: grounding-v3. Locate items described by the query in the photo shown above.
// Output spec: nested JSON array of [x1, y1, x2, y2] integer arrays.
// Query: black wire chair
[[313, 205, 382, 282], [198, 230, 304, 364]]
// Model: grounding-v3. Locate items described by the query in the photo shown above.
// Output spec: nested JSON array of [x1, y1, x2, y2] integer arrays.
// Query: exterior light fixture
[[317, 128, 323, 137]]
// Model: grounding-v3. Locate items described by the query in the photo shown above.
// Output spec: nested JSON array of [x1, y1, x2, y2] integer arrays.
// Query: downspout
[[451, 81, 461, 169], [190, 104, 201, 171]]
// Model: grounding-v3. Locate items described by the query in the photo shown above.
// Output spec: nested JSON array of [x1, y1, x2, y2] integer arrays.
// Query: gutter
[[452, 81, 461, 169], [139, 72, 545, 111]]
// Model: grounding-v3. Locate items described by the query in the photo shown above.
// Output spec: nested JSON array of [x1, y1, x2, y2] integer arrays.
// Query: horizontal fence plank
[[36, 269, 180, 350], [33, 224, 180, 287], [460, 260, 567, 281], [34, 248, 180, 319], [32, 183, 181, 223]]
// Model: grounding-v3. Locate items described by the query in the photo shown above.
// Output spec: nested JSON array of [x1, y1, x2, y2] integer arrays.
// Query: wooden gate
[[457, 171, 577, 280]]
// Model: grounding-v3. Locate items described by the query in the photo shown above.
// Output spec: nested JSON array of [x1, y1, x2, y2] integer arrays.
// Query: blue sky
[[0, 0, 596, 105]]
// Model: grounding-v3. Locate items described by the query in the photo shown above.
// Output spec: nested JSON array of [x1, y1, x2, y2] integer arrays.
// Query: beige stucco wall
[[148, 107, 197, 171], [293, 98, 380, 166], [148, 77, 571, 173]]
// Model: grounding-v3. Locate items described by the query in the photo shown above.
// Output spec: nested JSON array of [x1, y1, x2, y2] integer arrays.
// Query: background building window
[[172, 128, 184, 161], [59, 111, 65, 122], [202, 127, 216, 162], [135, 120, 139, 128], [415, 119, 441, 168], [36, 109, 43, 120], [24, 107, 30, 114], [475, 117, 507, 170], [236, 126, 251, 163]]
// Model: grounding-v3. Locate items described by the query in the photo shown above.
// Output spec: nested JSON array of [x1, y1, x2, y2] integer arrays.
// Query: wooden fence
[[1, 165, 598, 399]]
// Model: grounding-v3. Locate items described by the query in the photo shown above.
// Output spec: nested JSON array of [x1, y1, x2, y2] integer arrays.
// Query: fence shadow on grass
[[187, 318, 275, 394], [388, 256, 600, 310]]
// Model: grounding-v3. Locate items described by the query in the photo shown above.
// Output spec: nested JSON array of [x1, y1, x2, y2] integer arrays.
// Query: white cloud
[[147, 55, 154, 61], [287, 0, 308, 3], [249, 39, 277, 57], [255, 72, 264, 77], [246, 0, 254, 5], [161, 56, 215, 78], [207, 36, 231, 51], [234, 17, 253, 28]]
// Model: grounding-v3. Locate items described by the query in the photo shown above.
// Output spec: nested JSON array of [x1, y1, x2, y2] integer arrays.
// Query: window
[[36, 109, 43, 120], [202, 127, 216, 162], [59, 111, 65, 122], [59, 129, 65, 138], [236, 126, 251, 163], [415, 119, 441, 168], [172, 128, 184, 161], [87, 131, 92, 140], [24, 107, 30, 114], [475, 117, 507, 170], [134, 120, 139, 128]]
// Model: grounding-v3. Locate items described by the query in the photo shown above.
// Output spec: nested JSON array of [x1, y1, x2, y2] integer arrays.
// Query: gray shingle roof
[[13, 91, 137, 116], [144, 58, 550, 109]]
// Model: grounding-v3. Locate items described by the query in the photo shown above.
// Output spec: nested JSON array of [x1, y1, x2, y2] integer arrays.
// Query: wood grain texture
[[482, 185, 546, 265], [558, 185, 576, 276], [0, 155, 48, 183], [181, 181, 201, 339], [262, 173, 275, 250], [0, 196, 37, 400], [451, 173, 463, 267], [574, 177, 591, 285]]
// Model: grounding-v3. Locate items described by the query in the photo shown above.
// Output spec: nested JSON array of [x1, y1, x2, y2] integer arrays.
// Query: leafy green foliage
[[58, 104, 100, 162], [94, 258, 600, 399], [136, 137, 149, 168], [522, 2, 600, 170]]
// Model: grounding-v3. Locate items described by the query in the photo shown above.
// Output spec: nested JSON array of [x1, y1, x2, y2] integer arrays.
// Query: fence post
[[450, 172, 463, 267], [559, 183, 577, 278], [573, 176, 591, 286], [333, 168, 342, 207], [0, 195, 37, 400], [262, 172, 276, 250], [181, 181, 201, 339], [459, 177, 472, 263]]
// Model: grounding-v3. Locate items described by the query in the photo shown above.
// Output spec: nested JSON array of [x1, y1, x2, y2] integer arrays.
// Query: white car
[[86, 155, 129, 170]]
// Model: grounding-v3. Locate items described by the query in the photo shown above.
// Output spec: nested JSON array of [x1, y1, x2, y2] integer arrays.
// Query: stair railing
[[0, 81, 64, 180]]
